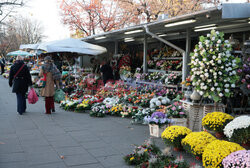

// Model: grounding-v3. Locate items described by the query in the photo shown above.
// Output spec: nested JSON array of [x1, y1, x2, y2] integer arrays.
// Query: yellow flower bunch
[[202, 112, 234, 132], [77, 100, 90, 108], [161, 126, 192, 148], [110, 104, 123, 116], [181, 131, 216, 157], [202, 140, 245, 168]]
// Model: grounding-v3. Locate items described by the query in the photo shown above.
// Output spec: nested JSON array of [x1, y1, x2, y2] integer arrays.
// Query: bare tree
[[0, 0, 25, 24], [0, 16, 44, 57]]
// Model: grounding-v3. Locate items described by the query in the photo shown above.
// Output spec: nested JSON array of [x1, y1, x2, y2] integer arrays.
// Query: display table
[[180, 100, 226, 131]]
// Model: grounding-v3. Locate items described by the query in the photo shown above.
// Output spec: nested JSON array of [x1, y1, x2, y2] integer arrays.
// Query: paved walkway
[[0, 76, 202, 168]]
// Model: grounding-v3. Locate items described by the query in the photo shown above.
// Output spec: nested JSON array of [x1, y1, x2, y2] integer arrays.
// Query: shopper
[[39, 56, 61, 114], [100, 59, 113, 85], [9, 56, 32, 115], [0, 56, 5, 75]]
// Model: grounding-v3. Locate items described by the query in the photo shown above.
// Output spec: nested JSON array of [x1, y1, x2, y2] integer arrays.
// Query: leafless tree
[[0, 0, 25, 24], [0, 16, 44, 57]]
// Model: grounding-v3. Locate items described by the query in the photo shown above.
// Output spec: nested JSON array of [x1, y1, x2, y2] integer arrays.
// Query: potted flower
[[166, 101, 187, 127], [222, 150, 250, 168], [90, 103, 106, 117], [202, 140, 245, 168], [202, 112, 234, 138], [144, 112, 171, 137], [190, 30, 241, 103], [181, 131, 216, 160], [223, 115, 250, 148], [161, 126, 192, 151], [132, 108, 153, 124], [149, 96, 171, 109]]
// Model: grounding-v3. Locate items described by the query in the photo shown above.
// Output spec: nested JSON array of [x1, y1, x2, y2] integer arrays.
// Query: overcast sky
[[17, 0, 249, 42]]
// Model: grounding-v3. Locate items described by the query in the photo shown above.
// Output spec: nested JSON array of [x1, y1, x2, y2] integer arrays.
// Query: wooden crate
[[149, 124, 167, 138]]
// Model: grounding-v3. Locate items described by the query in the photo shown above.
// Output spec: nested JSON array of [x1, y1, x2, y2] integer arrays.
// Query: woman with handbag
[[9, 56, 32, 115], [39, 56, 61, 114]]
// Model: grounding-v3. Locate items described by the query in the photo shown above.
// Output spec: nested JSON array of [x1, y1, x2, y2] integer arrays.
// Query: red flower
[[132, 106, 138, 109]]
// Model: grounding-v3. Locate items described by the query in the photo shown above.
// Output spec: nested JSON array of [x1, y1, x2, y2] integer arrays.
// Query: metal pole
[[114, 41, 118, 55], [184, 28, 191, 81], [143, 34, 148, 73]]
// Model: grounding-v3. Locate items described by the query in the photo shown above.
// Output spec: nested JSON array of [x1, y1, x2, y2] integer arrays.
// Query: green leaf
[[213, 95, 220, 102]]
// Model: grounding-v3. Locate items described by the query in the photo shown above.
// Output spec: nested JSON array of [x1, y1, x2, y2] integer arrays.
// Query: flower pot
[[173, 147, 182, 152], [149, 124, 166, 138], [241, 142, 250, 150], [215, 132, 225, 139], [170, 118, 187, 127]]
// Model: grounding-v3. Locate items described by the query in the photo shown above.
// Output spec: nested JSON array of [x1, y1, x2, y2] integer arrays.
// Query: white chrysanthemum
[[218, 60, 222, 64], [217, 88, 221, 91], [225, 89, 229, 93], [225, 84, 229, 88], [224, 116, 250, 138], [211, 87, 215, 91], [199, 91, 204, 95], [207, 34, 211, 37], [225, 40, 229, 43], [219, 93, 223, 97], [231, 84, 235, 88], [212, 37, 215, 41], [156, 101, 161, 106], [217, 39, 221, 44], [212, 55, 216, 59], [215, 83, 218, 86]]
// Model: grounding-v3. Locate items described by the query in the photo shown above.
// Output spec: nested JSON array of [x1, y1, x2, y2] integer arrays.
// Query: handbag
[[38, 73, 47, 88]]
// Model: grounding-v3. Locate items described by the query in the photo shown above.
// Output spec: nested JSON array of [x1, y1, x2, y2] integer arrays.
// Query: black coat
[[100, 63, 113, 84], [9, 61, 32, 93]]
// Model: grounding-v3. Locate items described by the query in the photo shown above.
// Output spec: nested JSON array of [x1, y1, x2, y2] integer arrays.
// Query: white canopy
[[37, 38, 107, 56], [19, 44, 39, 50]]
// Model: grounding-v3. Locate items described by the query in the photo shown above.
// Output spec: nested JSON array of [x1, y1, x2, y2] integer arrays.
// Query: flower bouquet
[[75, 99, 91, 112], [166, 72, 182, 85], [222, 150, 250, 168], [166, 101, 187, 118], [190, 30, 241, 102], [144, 112, 170, 128], [223, 115, 250, 146], [149, 96, 171, 109], [147, 60, 155, 68], [161, 126, 192, 150], [132, 108, 153, 124], [202, 140, 245, 168], [121, 106, 139, 118], [90, 103, 106, 117], [202, 112, 234, 134], [110, 104, 123, 116], [181, 131, 216, 159], [123, 139, 161, 166]]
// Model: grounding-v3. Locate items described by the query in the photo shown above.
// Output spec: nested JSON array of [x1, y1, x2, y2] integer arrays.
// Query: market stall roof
[[82, 3, 250, 44], [6, 50, 34, 57], [19, 43, 39, 50], [37, 38, 107, 55]]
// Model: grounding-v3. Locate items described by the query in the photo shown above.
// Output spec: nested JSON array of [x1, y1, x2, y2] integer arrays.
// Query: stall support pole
[[114, 40, 118, 55], [184, 28, 191, 81], [143, 35, 148, 73]]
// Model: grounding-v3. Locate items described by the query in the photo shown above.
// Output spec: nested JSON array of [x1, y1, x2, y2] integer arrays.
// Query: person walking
[[39, 56, 61, 114], [9, 56, 32, 115], [0, 56, 5, 75]]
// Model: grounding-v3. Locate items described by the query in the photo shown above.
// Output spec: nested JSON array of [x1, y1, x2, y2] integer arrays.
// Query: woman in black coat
[[9, 56, 32, 115]]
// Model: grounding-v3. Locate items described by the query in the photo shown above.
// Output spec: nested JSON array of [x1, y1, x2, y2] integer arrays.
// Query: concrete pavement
[[0, 76, 202, 168]]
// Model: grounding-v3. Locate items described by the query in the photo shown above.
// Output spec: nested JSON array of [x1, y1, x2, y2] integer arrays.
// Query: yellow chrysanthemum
[[181, 131, 216, 157], [202, 140, 245, 168]]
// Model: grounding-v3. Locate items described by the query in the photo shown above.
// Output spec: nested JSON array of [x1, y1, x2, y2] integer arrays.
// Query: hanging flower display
[[190, 30, 241, 102]]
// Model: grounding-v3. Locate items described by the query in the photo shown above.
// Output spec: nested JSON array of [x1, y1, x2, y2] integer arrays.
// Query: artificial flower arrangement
[[223, 115, 250, 145], [202, 140, 245, 168], [149, 96, 171, 109], [238, 56, 250, 90], [144, 112, 171, 128], [120, 106, 139, 118], [222, 150, 250, 168], [181, 131, 216, 159], [166, 72, 182, 85], [202, 112, 234, 133], [90, 103, 106, 117], [161, 126, 192, 149], [132, 108, 153, 124], [190, 30, 241, 102], [166, 101, 187, 118], [124, 139, 189, 168]]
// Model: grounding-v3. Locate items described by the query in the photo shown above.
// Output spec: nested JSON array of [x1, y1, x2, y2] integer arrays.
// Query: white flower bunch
[[190, 30, 240, 102], [103, 97, 119, 106], [150, 96, 170, 109], [223, 115, 250, 138]]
